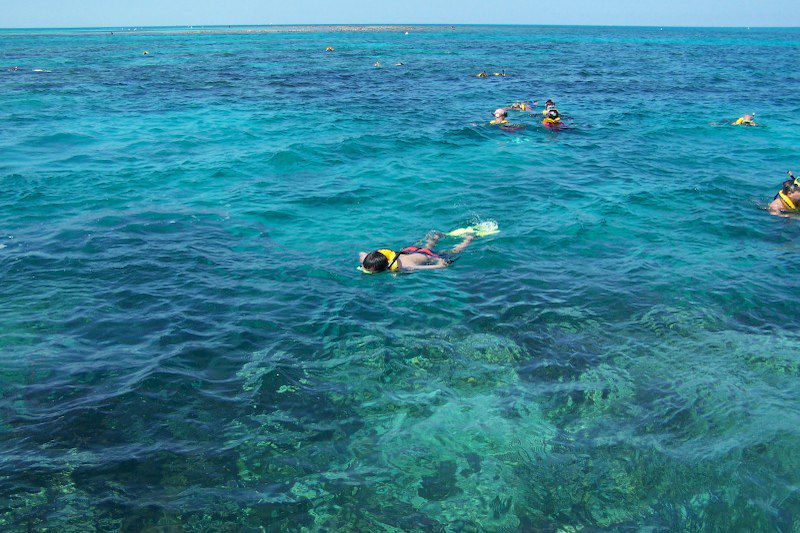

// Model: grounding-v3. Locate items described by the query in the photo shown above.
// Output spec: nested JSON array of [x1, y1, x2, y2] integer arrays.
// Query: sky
[[0, 0, 798, 28]]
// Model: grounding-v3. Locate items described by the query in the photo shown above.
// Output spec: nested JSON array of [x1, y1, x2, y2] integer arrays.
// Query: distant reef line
[[21, 25, 445, 37], [158, 25, 427, 35]]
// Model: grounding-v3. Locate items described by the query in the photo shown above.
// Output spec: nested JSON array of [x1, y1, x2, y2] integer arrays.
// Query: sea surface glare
[[1, 25, 800, 530]]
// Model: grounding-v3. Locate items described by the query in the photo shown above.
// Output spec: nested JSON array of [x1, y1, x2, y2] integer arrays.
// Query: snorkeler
[[768, 171, 800, 216], [542, 108, 562, 128], [732, 114, 757, 126], [359, 233, 474, 273], [509, 101, 536, 112], [543, 99, 556, 113], [489, 107, 531, 131], [490, 108, 510, 125], [358, 222, 499, 274], [476, 71, 489, 78], [325, 46, 334, 52]]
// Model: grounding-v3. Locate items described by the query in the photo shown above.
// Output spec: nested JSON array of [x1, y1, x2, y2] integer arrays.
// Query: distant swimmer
[[488, 107, 529, 131], [358, 222, 499, 274], [732, 114, 757, 126], [490, 108, 510, 126], [374, 61, 382, 67], [476, 71, 488, 78], [142, 51, 149, 55], [769, 171, 800, 216], [510, 101, 536, 112], [493, 70, 506, 77], [325, 46, 334, 52], [395, 62, 404, 66], [542, 108, 562, 129]]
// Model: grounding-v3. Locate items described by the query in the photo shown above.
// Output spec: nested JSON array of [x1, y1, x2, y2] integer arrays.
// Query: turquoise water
[[2, 25, 800, 530]]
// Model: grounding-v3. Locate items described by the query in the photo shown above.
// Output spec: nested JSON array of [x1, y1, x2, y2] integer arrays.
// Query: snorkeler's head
[[783, 178, 800, 195], [545, 99, 555, 108], [547, 108, 560, 119], [362, 250, 391, 273], [494, 108, 508, 119]]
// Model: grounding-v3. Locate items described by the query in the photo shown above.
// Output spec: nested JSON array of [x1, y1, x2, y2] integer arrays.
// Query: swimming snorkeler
[[510, 101, 537, 112], [769, 171, 800, 216], [732, 114, 757, 126], [358, 222, 499, 274], [476, 71, 489, 78], [359, 233, 474, 273]]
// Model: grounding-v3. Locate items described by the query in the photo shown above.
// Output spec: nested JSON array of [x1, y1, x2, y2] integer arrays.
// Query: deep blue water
[[1, 25, 800, 530]]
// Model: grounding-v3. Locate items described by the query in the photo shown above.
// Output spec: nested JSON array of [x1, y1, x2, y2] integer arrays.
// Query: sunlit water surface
[[1, 25, 800, 530]]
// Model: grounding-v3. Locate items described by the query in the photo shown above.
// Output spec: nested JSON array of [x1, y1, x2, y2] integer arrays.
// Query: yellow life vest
[[542, 117, 561, 126], [779, 191, 798, 211], [490, 119, 509, 125], [733, 117, 755, 126], [377, 249, 400, 271]]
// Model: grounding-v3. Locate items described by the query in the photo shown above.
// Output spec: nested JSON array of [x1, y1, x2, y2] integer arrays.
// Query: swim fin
[[446, 221, 499, 238]]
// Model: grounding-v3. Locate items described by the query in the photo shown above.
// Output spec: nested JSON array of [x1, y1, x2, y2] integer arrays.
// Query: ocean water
[[1, 24, 800, 531]]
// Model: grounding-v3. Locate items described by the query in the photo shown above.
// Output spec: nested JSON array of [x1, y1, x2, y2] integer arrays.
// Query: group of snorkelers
[[357, 98, 794, 272], [727, 115, 799, 216], [490, 99, 562, 129]]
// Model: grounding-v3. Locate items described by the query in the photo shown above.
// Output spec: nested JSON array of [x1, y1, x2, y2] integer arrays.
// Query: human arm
[[768, 198, 785, 216]]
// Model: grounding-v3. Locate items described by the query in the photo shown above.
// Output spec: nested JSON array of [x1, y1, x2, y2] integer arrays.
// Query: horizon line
[[1, 22, 799, 31]]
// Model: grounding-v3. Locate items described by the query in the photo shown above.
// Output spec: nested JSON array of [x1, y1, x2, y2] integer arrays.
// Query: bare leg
[[450, 235, 475, 254], [425, 232, 443, 250]]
